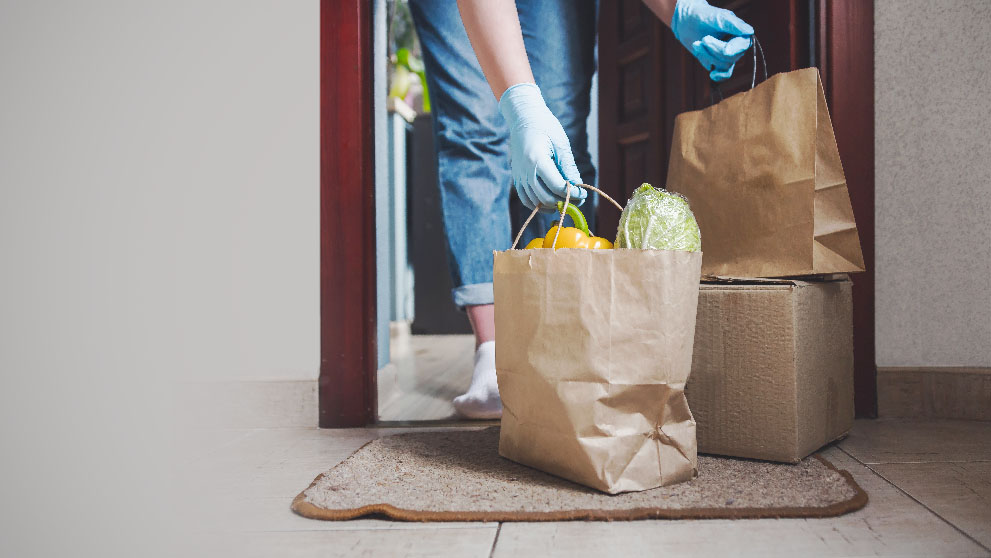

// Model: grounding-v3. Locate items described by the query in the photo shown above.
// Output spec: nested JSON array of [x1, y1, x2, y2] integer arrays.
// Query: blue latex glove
[[499, 83, 586, 212], [671, 0, 754, 82]]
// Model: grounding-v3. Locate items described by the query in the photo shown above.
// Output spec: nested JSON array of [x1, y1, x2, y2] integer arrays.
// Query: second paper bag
[[667, 67, 864, 277], [493, 248, 702, 494]]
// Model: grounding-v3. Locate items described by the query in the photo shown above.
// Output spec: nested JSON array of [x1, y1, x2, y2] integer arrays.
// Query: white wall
[[0, 1, 318, 555], [875, 0, 991, 368]]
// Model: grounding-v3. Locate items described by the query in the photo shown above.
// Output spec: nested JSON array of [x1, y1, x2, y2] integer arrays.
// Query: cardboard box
[[685, 276, 854, 463]]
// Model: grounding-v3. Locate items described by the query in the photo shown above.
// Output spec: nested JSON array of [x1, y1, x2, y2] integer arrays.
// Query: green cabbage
[[615, 183, 701, 252]]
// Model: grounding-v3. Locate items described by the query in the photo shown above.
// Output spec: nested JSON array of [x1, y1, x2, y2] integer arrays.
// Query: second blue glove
[[672, 0, 754, 82]]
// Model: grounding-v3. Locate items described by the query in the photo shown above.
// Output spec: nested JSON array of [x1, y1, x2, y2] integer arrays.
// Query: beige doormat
[[292, 428, 867, 522]]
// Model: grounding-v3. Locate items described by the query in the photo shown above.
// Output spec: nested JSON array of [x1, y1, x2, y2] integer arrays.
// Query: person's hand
[[671, 0, 754, 82], [499, 83, 586, 212]]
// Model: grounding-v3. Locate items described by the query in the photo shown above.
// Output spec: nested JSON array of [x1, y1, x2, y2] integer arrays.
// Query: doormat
[[292, 428, 867, 522]]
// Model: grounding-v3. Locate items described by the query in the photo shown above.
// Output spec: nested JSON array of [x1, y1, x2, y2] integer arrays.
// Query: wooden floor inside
[[377, 332, 476, 422]]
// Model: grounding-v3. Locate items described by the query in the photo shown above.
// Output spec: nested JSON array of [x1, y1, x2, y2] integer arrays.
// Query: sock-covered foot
[[452, 341, 502, 419]]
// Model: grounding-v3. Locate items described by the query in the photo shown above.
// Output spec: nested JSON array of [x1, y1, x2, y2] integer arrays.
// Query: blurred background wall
[[874, 0, 991, 368]]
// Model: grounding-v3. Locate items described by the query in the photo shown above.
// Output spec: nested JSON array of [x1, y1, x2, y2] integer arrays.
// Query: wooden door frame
[[319, 0, 377, 427], [318, 0, 877, 426], [818, 0, 876, 417]]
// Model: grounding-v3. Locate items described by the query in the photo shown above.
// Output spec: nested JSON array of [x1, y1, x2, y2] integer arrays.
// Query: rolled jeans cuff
[[452, 282, 494, 309]]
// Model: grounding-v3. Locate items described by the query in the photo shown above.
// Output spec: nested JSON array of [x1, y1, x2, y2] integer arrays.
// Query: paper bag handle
[[751, 36, 768, 88], [707, 36, 768, 107], [511, 183, 624, 250]]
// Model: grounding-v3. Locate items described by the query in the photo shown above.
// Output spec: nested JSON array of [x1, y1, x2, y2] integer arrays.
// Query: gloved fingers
[[535, 176, 579, 213], [691, 40, 726, 75], [534, 154, 586, 206], [513, 164, 540, 211], [549, 181, 588, 207], [570, 185, 588, 207], [552, 157, 587, 207], [549, 137, 580, 179], [709, 63, 737, 82], [529, 165, 564, 210], [524, 179, 556, 214], [709, 7, 754, 38], [698, 35, 751, 64], [530, 180, 557, 214], [514, 179, 538, 212], [555, 160, 586, 198], [545, 127, 587, 202], [691, 38, 746, 82]]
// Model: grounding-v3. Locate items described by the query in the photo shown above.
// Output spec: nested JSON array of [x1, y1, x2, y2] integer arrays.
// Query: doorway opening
[[372, 0, 478, 422], [319, 0, 875, 427]]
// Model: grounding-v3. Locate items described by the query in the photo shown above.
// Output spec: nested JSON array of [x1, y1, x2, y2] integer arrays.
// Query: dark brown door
[[598, 0, 876, 416], [598, 0, 811, 237]]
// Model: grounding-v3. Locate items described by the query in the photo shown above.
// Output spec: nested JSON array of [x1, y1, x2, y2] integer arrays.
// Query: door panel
[[598, 0, 666, 236], [598, 0, 810, 236]]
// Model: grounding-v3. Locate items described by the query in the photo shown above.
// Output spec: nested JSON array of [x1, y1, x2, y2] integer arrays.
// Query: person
[[409, 0, 754, 419]]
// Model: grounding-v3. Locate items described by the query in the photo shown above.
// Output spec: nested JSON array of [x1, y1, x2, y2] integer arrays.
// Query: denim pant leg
[[518, 0, 599, 239], [410, 0, 512, 308]]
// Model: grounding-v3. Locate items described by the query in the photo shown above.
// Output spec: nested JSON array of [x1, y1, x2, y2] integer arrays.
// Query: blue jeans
[[409, 0, 597, 308]]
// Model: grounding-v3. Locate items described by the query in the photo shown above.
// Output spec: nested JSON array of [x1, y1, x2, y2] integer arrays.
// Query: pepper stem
[[556, 201, 591, 237]]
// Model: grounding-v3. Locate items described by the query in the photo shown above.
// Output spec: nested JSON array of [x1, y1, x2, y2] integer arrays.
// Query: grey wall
[[875, 0, 991, 367]]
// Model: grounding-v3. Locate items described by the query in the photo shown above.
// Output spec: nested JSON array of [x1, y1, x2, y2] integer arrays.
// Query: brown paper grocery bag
[[493, 248, 702, 494], [666, 67, 864, 278]]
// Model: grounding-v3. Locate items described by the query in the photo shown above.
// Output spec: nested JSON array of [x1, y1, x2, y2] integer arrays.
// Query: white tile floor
[[178, 418, 991, 558], [175, 334, 991, 556]]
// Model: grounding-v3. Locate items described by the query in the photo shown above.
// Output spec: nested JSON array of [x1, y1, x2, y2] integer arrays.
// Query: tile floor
[[178, 334, 991, 556], [179, 418, 991, 557]]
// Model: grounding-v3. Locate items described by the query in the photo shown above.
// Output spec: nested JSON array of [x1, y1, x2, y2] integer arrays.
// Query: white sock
[[452, 341, 502, 419]]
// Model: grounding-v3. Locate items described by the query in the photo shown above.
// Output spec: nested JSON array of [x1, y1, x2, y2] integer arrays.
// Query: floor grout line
[[862, 459, 991, 465], [838, 446, 991, 554], [488, 523, 503, 558], [228, 525, 500, 534], [225, 520, 498, 536]]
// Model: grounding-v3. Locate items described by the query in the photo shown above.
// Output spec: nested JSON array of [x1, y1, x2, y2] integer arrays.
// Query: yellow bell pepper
[[542, 225, 590, 249], [586, 236, 614, 249], [522, 202, 613, 250]]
